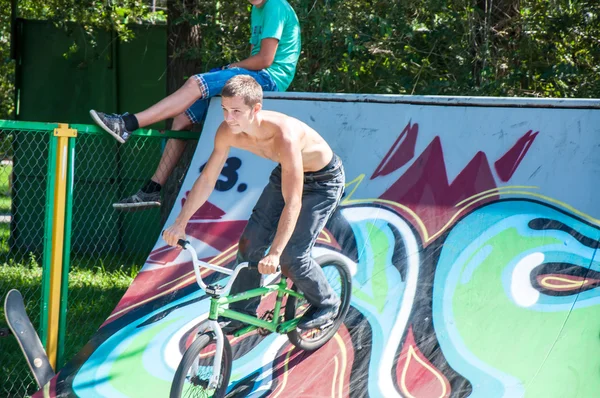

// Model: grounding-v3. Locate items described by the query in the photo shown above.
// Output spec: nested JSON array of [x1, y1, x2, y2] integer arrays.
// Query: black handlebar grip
[[177, 239, 190, 248], [247, 261, 281, 273]]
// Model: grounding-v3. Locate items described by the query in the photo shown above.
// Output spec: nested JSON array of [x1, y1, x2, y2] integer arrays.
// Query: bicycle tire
[[170, 332, 232, 398], [285, 255, 352, 351]]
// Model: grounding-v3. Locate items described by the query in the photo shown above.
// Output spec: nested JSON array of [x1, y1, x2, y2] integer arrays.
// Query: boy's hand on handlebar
[[259, 254, 280, 274], [163, 224, 186, 247]]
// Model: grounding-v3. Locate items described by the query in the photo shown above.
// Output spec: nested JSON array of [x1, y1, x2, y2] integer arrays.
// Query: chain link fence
[[0, 127, 48, 397], [0, 123, 197, 397]]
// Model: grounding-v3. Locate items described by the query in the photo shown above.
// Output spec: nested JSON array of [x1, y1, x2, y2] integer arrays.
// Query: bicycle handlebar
[[176, 239, 275, 295]]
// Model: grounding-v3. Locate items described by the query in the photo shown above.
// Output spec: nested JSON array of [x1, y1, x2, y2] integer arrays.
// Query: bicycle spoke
[[173, 334, 231, 398]]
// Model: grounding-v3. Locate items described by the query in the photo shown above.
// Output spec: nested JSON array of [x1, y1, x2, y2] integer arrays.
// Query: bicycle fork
[[195, 319, 226, 390]]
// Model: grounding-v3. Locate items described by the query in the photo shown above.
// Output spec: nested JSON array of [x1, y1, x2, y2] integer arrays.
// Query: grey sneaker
[[113, 190, 161, 211], [297, 302, 340, 330], [89, 110, 131, 143]]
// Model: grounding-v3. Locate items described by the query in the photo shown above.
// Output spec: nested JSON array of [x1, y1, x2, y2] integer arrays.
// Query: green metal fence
[[0, 120, 199, 398], [0, 125, 46, 397]]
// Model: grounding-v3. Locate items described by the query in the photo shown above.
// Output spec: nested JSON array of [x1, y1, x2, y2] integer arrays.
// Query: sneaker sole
[[113, 202, 161, 211], [297, 315, 336, 330], [89, 110, 126, 144]]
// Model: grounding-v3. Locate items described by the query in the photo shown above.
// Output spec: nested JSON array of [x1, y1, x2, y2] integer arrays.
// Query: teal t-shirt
[[250, 0, 301, 92]]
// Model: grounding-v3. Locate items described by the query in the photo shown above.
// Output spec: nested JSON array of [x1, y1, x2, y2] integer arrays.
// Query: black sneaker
[[113, 190, 161, 211], [297, 302, 340, 330], [89, 110, 132, 144]]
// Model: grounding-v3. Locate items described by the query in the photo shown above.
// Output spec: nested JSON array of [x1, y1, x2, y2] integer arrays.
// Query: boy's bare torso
[[222, 110, 333, 172]]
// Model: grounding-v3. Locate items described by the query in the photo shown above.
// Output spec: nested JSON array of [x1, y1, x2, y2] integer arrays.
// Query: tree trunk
[[472, 0, 520, 87], [160, 0, 205, 224]]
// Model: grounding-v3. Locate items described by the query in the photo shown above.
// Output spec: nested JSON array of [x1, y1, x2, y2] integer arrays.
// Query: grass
[[0, 164, 11, 214], [62, 262, 141, 361], [0, 157, 152, 396], [0, 257, 42, 398], [0, 207, 142, 397], [0, 252, 140, 397]]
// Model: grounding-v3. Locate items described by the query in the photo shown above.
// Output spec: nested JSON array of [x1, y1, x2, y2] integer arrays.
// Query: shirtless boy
[[162, 75, 345, 331]]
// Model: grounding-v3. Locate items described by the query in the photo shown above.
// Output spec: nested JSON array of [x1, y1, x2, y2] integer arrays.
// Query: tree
[[159, 1, 252, 220], [1, 0, 599, 121], [0, 0, 15, 119]]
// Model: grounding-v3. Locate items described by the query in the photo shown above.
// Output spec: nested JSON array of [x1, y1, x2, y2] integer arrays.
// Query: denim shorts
[[185, 68, 278, 124]]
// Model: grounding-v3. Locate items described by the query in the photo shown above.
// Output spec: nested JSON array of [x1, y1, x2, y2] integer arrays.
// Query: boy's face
[[221, 96, 261, 133]]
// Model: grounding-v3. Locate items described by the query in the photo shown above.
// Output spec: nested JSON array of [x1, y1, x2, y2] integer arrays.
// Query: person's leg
[[146, 69, 274, 185], [218, 167, 284, 333], [91, 68, 277, 144], [280, 198, 341, 310], [280, 162, 345, 329], [255, 69, 279, 93], [149, 115, 192, 186], [134, 78, 204, 128], [112, 113, 193, 210], [89, 77, 203, 143], [227, 167, 285, 314]]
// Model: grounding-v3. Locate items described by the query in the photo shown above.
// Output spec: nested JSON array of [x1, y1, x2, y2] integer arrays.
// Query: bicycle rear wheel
[[170, 332, 232, 398], [285, 255, 352, 351]]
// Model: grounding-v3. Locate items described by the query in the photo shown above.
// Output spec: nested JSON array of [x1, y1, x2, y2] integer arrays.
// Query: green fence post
[[40, 132, 57, 346], [57, 134, 76, 368]]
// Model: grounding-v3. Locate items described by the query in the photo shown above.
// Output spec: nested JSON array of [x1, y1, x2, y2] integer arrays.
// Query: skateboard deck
[[4, 289, 55, 388]]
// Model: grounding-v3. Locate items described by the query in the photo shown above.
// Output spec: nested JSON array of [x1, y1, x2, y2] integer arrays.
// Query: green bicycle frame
[[209, 275, 305, 336]]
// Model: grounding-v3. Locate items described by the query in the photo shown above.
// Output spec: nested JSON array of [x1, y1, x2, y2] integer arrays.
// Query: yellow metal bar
[[54, 123, 77, 138], [45, 128, 70, 369]]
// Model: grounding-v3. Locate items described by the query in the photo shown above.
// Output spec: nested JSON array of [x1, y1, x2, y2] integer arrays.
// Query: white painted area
[[342, 207, 420, 398], [156, 93, 600, 244], [511, 252, 544, 307], [76, 92, 600, 396], [163, 313, 208, 371], [263, 91, 600, 108]]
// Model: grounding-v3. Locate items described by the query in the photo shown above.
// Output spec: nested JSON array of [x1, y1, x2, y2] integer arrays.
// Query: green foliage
[[287, 0, 600, 97], [0, 0, 15, 119], [17, 0, 166, 38], [1, 0, 599, 120], [166, 1, 252, 70]]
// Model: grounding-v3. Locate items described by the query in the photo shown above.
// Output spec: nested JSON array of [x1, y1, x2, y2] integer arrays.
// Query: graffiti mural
[[36, 95, 600, 397]]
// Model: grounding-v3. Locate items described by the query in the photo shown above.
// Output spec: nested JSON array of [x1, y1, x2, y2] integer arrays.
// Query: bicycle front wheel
[[170, 332, 232, 398], [285, 255, 352, 351]]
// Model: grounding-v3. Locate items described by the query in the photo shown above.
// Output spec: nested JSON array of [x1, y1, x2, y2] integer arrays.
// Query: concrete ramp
[[36, 94, 600, 397]]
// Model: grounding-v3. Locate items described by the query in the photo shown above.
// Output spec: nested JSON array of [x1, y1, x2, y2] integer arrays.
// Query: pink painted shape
[[181, 192, 226, 220], [380, 136, 498, 240], [494, 130, 539, 182], [396, 327, 451, 397], [371, 122, 419, 179]]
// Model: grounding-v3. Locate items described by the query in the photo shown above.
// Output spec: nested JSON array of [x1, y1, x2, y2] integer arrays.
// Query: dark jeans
[[229, 154, 345, 315]]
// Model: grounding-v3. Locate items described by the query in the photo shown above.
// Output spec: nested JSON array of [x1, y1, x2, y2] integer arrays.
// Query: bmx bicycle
[[170, 239, 352, 398]]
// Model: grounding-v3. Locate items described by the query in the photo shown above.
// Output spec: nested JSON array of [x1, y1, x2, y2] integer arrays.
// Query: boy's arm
[[230, 38, 278, 70], [163, 125, 231, 246], [230, 2, 287, 71], [259, 128, 303, 274]]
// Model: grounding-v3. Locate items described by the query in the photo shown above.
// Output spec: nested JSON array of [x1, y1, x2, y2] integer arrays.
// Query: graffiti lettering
[[199, 156, 242, 192]]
